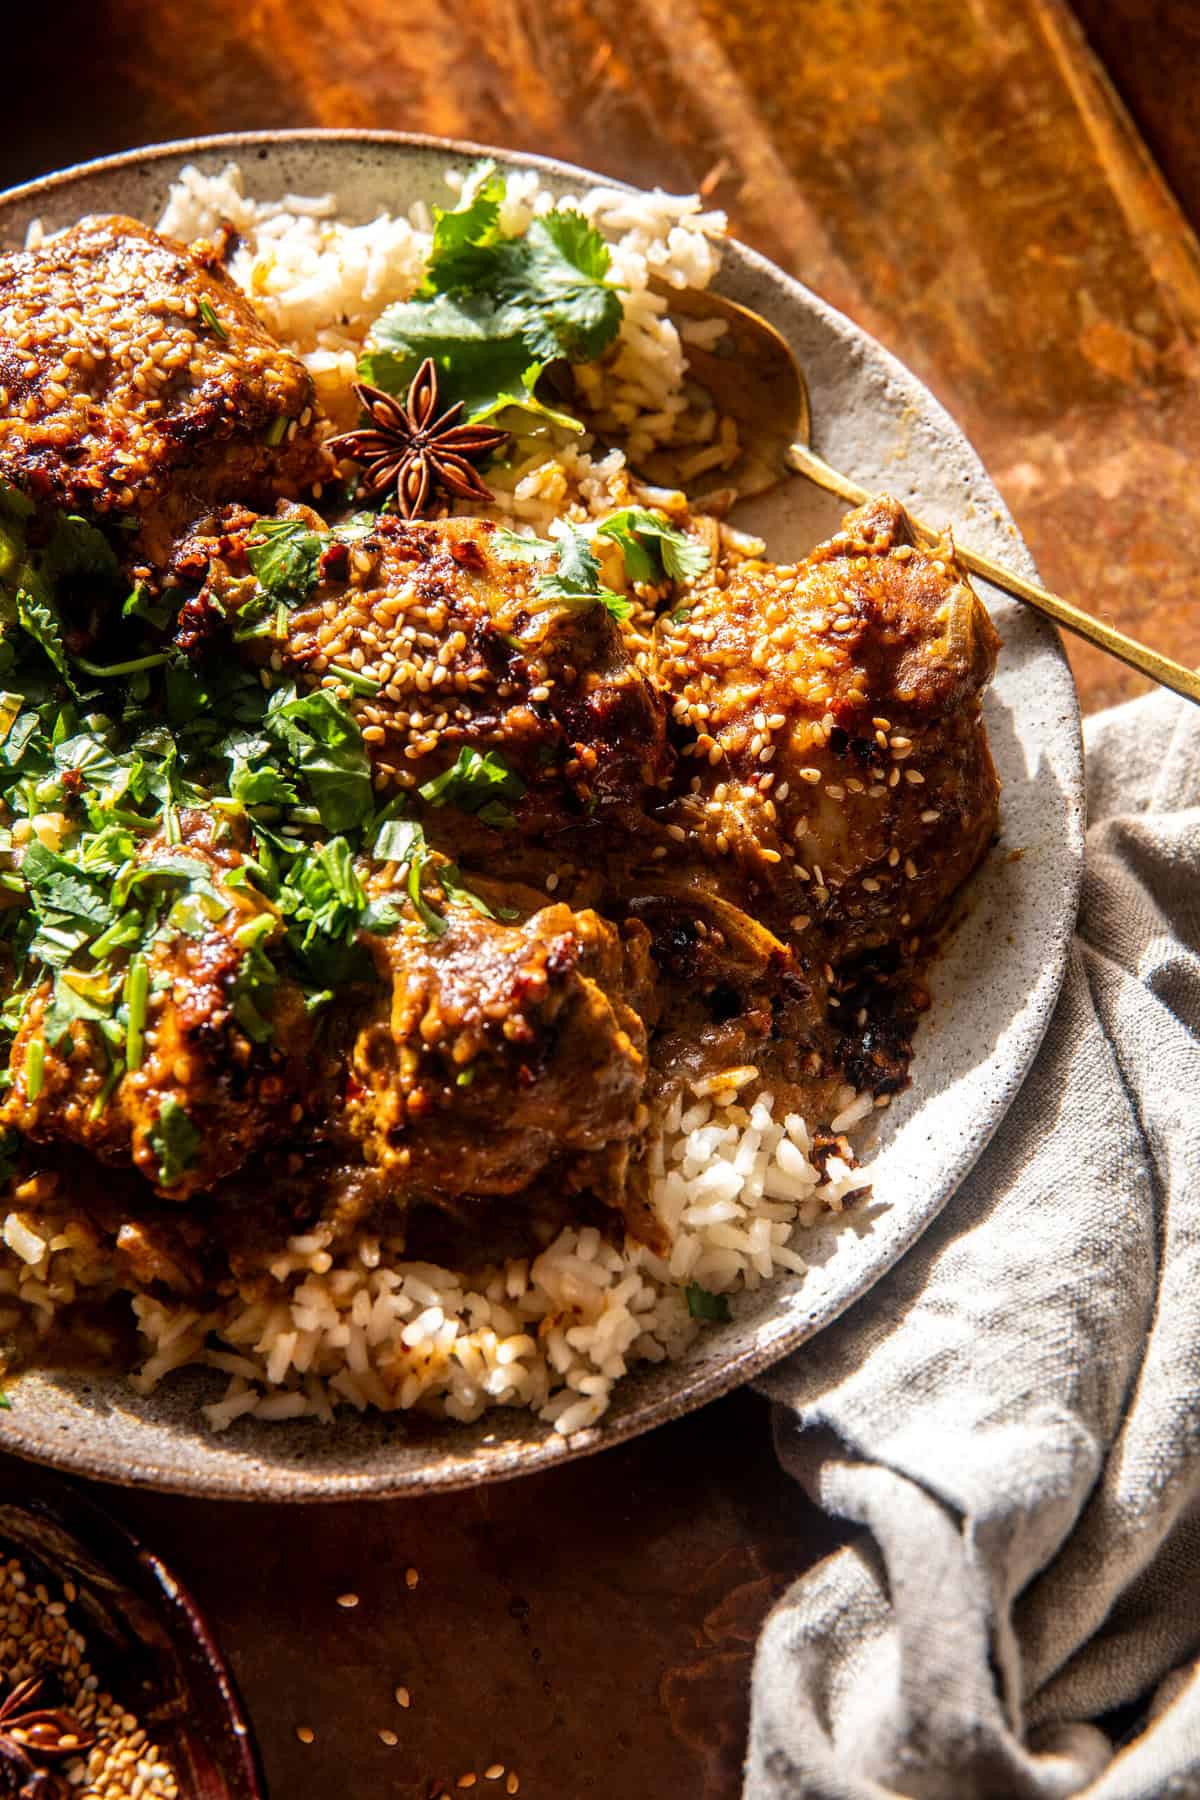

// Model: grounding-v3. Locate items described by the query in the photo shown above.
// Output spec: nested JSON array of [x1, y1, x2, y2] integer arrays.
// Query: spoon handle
[[786, 442, 1200, 707]]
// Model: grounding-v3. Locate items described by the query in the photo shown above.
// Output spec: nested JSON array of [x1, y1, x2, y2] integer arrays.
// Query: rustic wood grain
[[2, 2, 1198, 1792]]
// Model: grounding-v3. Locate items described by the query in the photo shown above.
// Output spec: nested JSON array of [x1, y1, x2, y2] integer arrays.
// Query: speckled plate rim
[[0, 131, 1085, 1501]]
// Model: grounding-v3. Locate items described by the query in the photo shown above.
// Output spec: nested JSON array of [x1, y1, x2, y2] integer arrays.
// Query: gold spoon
[[651, 284, 1200, 707]]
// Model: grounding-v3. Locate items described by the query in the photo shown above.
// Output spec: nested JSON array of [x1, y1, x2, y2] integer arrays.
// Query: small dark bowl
[[0, 1466, 264, 1799]]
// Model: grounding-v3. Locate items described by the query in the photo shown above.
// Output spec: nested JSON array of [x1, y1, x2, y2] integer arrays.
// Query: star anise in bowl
[[0, 1674, 95, 1798], [326, 358, 510, 518]]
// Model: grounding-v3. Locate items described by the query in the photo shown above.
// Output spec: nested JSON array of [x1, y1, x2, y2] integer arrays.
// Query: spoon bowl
[[653, 280, 1200, 706]]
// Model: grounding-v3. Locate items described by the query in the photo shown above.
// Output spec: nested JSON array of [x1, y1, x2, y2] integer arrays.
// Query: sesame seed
[[406, 1567, 420, 1589], [507, 1778, 521, 1795], [379, 1727, 399, 1745], [297, 1726, 315, 1746], [458, 1775, 477, 1789], [485, 1766, 505, 1781], [798, 767, 822, 784], [337, 1592, 359, 1608], [395, 1687, 412, 1708], [905, 769, 925, 785], [790, 914, 811, 931]]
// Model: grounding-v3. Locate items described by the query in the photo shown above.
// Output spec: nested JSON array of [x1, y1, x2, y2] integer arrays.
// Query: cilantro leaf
[[368, 818, 446, 937], [265, 687, 373, 832], [16, 589, 75, 689], [246, 519, 323, 606], [507, 213, 621, 364], [422, 162, 507, 282], [363, 200, 621, 424], [685, 1283, 732, 1323], [418, 748, 524, 826], [491, 529, 555, 565], [440, 863, 519, 922], [147, 1097, 200, 1188], [222, 727, 298, 808], [361, 294, 535, 420], [534, 526, 633, 623], [596, 508, 711, 585], [372, 817, 420, 865]]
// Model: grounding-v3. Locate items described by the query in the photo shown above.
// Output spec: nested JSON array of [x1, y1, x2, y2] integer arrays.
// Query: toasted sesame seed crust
[[208, 511, 670, 820], [655, 496, 1001, 962], [0, 215, 325, 571]]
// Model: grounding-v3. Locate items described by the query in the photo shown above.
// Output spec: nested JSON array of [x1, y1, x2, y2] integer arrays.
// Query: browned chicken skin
[[194, 510, 671, 825], [346, 894, 654, 1224], [655, 496, 1000, 962], [0, 216, 325, 571], [0, 478, 1000, 1286], [1, 813, 315, 1199]]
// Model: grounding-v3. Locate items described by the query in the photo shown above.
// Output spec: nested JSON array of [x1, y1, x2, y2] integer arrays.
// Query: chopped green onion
[[25, 1036, 44, 1102], [328, 664, 382, 696], [90, 1058, 126, 1121], [73, 651, 170, 679], [198, 296, 228, 340], [264, 415, 289, 446], [125, 956, 148, 1072]]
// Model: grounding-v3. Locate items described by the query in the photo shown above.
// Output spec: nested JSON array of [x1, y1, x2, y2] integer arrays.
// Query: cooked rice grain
[[126, 1087, 870, 1434]]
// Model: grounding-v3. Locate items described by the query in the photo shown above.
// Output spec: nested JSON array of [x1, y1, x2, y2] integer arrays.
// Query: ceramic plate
[[0, 133, 1084, 1499]]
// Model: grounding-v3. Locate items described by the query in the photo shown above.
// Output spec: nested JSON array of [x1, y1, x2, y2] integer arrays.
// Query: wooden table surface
[[4, 2, 1199, 1794]]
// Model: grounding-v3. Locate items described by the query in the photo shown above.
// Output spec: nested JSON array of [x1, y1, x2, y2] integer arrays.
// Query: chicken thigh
[[2, 812, 315, 1199], [655, 495, 1000, 965], [0, 216, 325, 574]]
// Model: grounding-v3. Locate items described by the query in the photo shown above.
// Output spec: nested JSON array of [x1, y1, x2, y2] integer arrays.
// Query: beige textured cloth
[[745, 691, 1200, 1799]]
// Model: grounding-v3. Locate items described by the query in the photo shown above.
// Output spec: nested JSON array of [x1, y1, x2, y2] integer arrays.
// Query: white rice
[[156, 159, 731, 466], [3, 1080, 871, 1435], [0, 164, 876, 1436]]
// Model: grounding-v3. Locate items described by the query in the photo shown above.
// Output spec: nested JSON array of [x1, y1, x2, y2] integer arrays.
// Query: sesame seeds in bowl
[[0, 1469, 263, 1797]]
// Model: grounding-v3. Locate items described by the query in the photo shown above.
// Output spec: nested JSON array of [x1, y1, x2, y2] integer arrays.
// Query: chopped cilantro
[[16, 588, 74, 688], [265, 686, 373, 833], [328, 663, 381, 697], [491, 529, 555, 565], [439, 862, 519, 922], [246, 519, 323, 606], [685, 1283, 732, 1323], [147, 1097, 200, 1187], [534, 525, 633, 623], [125, 955, 149, 1071], [418, 748, 524, 826], [596, 508, 711, 584]]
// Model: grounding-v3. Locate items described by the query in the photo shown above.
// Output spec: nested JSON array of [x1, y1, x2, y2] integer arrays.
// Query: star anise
[[0, 1675, 96, 1798], [326, 359, 510, 519]]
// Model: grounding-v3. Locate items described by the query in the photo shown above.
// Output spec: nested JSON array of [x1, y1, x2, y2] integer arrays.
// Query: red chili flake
[[449, 538, 486, 573], [320, 540, 350, 582]]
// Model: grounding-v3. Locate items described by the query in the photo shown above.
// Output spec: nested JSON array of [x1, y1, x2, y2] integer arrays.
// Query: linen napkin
[[745, 688, 1200, 1800]]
